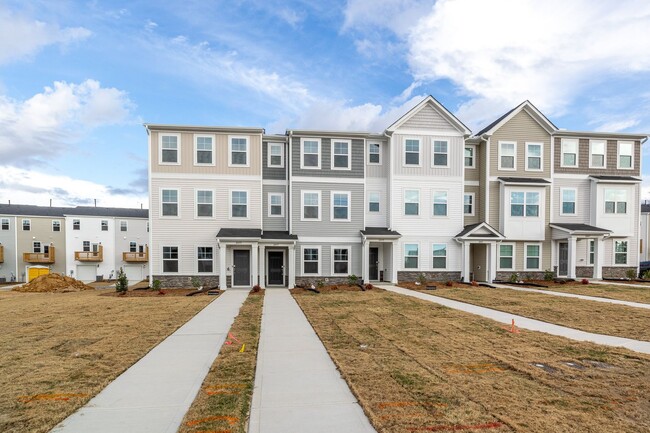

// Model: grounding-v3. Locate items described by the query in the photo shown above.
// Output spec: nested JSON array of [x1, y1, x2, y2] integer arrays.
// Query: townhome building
[[640, 202, 650, 263]]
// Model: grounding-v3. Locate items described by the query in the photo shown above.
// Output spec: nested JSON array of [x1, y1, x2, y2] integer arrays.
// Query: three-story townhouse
[[0, 212, 15, 282]]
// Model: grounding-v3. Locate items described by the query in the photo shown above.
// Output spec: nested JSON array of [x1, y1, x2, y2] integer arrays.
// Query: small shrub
[[190, 276, 202, 289], [471, 280, 479, 287], [625, 269, 636, 280], [365, 283, 373, 290], [316, 279, 325, 289], [445, 280, 453, 287], [252, 284, 261, 293], [151, 279, 162, 291], [642, 269, 650, 280], [115, 267, 128, 293], [416, 273, 427, 285], [543, 269, 554, 281], [347, 274, 359, 285], [509, 273, 520, 283], [581, 278, 589, 285]]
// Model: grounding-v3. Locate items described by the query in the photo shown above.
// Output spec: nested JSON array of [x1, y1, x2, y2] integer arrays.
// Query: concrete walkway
[[591, 280, 650, 289], [377, 284, 650, 355], [52, 289, 249, 433], [490, 283, 650, 309], [249, 289, 376, 433]]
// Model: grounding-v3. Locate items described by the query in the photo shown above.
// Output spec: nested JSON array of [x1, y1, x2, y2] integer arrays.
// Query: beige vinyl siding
[[463, 185, 480, 226], [263, 184, 288, 231], [295, 242, 362, 277], [400, 104, 458, 131], [16, 216, 66, 277], [512, 240, 552, 272], [478, 141, 487, 222], [489, 109, 551, 178], [366, 140, 389, 178], [393, 134, 465, 177], [553, 178, 591, 224], [553, 137, 641, 175], [464, 144, 479, 181], [488, 181, 500, 227], [150, 131, 262, 175]]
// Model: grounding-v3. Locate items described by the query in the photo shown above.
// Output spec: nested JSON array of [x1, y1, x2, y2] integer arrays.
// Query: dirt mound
[[14, 273, 95, 293]]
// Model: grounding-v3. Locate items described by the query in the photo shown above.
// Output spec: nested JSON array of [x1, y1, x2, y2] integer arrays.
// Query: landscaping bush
[[581, 278, 589, 285], [416, 273, 427, 285], [509, 273, 520, 283], [115, 267, 128, 293], [543, 269, 554, 281], [151, 279, 162, 291], [642, 269, 650, 280], [316, 279, 325, 289], [365, 283, 373, 290], [626, 269, 636, 280], [190, 276, 202, 289], [252, 284, 261, 293], [347, 274, 359, 285]]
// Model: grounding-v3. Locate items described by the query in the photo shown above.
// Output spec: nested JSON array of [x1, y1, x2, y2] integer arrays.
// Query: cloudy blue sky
[[1, 0, 650, 208]]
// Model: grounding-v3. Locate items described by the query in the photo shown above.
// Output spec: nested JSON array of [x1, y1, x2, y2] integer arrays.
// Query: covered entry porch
[[360, 227, 401, 283], [455, 222, 505, 283], [550, 223, 611, 279]]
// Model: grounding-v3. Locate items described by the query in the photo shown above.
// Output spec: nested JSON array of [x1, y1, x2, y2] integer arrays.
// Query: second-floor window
[[432, 191, 447, 216], [195, 135, 214, 165], [511, 191, 539, 217], [1, 218, 8, 230], [101, 220, 108, 231], [162, 189, 179, 217], [368, 192, 380, 212], [73, 219, 80, 230], [161, 135, 179, 164], [332, 140, 350, 169], [230, 137, 249, 166], [231, 191, 248, 218], [404, 139, 420, 165], [302, 191, 321, 220], [432, 140, 448, 167], [52, 220, 61, 232], [33, 241, 41, 253], [331, 192, 350, 221], [22, 219, 30, 231], [618, 141, 633, 169], [82, 240, 90, 252], [196, 190, 213, 217], [561, 189, 576, 215], [269, 193, 284, 217], [404, 190, 419, 216], [464, 193, 474, 215], [526, 143, 542, 171], [561, 139, 578, 167], [120, 221, 128, 232], [604, 189, 627, 214], [301, 139, 320, 169], [368, 142, 381, 164], [268, 142, 284, 167], [464, 146, 475, 168], [614, 240, 628, 264], [499, 141, 515, 170], [590, 140, 606, 168]]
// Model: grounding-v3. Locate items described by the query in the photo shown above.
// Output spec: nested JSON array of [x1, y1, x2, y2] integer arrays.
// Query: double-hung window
[[589, 240, 595, 265], [129, 242, 137, 253], [510, 191, 539, 217], [368, 142, 381, 164], [464, 146, 475, 168], [332, 140, 350, 169], [82, 241, 90, 252], [499, 141, 516, 170], [268, 142, 284, 167], [432, 191, 447, 216], [368, 192, 380, 212], [618, 141, 633, 169], [161, 189, 179, 217], [604, 189, 627, 214], [303, 247, 319, 275], [432, 140, 448, 167], [73, 219, 80, 230], [302, 191, 321, 220], [22, 219, 30, 231], [561, 189, 576, 215], [196, 190, 213, 217], [404, 139, 420, 165], [526, 142, 542, 170], [301, 139, 320, 168], [268, 193, 284, 217], [614, 240, 628, 264], [34, 241, 42, 253], [195, 135, 214, 165], [590, 140, 606, 168], [404, 244, 419, 269], [561, 139, 578, 167], [163, 246, 179, 273], [229, 137, 249, 166], [432, 244, 447, 269], [197, 247, 213, 273], [525, 244, 541, 270], [499, 244, 514, 269], [120, 221, 127, 232], [160, 134, 179, 164], [332, 248, 349, 274], [52, 220, 61, 232], [101, 220, 108, 231], [464, 193, 474, 216], [332, 192, 350, 221], [231, 191, 248, 218], [1, 218, 9, 230], [404, 190, 419, 216]]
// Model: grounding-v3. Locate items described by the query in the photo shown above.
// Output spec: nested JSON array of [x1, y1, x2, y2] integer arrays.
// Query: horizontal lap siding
[[366, 177, 388, 227], [478, 142, 487, 222], [366, 141, 389, 178], [262, 140, 287, 180], [398, 238, 461, 272], [512, 240, 552, 272], [291, 137, 364, 178], [0, 218, 16, 281], [488, 181, 500, 228], [393, 134, 464, 177], [553, 137, 641, 176], [295, 242, 362, 277], [262, 185, 288, 231], [553, 178, 591, 224], [16, 216, 66, 277], [464, 185, 480, 226]]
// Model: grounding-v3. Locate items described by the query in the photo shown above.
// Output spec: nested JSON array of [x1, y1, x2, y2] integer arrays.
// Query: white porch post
[[488, 242, 497, 283], [568, 236, 577, 279], [362, 238, 369, 283], [594, 237, 604, 279], [259, 244, 266, 288], [219, 242, 227, 289], [288, 243, 296, 288], [392, 240, 399, 283], [251, 242, 259, 286], [462, 241, 471, 282]]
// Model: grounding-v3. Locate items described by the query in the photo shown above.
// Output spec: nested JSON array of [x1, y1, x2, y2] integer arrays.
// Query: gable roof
[[385, 95, 471, 136], [454, 222, 504, 240], [475, 100, 557, 137]]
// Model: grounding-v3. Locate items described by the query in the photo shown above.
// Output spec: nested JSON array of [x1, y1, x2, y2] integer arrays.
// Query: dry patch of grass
[[179, 290, 264, 433], [293, 290, 650, 433], [421, 286, 650, 341], [530, 284, 650, 304], [0, 290, 213, 433]]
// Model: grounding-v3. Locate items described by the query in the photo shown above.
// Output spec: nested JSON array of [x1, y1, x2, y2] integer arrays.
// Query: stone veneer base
[[398, 271, 461, 282]]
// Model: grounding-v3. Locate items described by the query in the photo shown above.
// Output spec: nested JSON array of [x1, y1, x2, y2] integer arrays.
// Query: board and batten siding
[[150, 130, 262, 176], [366, 177, 388, 227], [291, 182, 364, 237], [400, 104, 459, 132], [291, 137, 365, 178], [552, 178, 591, 224], [262, 184, 288, 231], [294, 241, 362, 277], [262, 140, 287, 180], [489, 109, 552, 178], [366, 140, 389, 178], [392, 134, 465, 177]]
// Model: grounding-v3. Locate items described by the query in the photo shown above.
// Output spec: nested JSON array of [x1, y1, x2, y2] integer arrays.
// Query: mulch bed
[[398, 281, 465, 290], [293, 283, 370, 294], [101, 289, 208, 297]]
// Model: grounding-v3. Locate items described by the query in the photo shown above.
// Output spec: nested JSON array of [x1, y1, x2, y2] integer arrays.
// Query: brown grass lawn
[[421, 286, 650, 341], [179, 290, 264, 433], [530, 283, 650, 304], [0, 289, 213, 433], [293, 290, 650, 433]]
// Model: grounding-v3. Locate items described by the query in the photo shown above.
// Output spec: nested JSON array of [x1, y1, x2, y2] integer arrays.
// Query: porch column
[[219, 242, 227, 289], [594, 237, 604, 279], [568, 236, 577, 279], [462, 242, 470, 282], [488, 242, 497, 283], [259, 244, 266, 288], [288, 243, 296, 288], [392, 240, 399, 283], [362, 238, 369, 283], [251, 242, 259, 286]]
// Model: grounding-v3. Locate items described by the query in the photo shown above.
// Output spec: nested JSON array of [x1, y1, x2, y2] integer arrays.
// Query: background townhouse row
[[0, 204, 148, 283]]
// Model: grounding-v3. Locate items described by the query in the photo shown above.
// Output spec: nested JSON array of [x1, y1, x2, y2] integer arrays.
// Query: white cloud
[[0, 6, 91, 65], [343, 0, 433, 36], [0, 166, 147, 208], [0, 80, 135, 165]]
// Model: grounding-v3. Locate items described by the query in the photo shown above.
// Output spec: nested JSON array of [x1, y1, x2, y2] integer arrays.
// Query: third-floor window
[[432, 140, 448, 167], [404, 139, 420, 166], [332, 140, 350, 169], [561, 139, 578, 167], [590, 140, 606, 168], [229, 137, 249, 166], [618, 141, 633, 169], [526, 143, 542, 171], [368, 143, 381, 164], [301, 138, 320, 169], [268, 142, 284, 167], [195, 135, 214, 165], [160, 135, 179, 164]]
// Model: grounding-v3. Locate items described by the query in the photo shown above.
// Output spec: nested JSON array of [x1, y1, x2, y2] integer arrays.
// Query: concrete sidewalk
[[490, 283, 650, 309], [52, 289, 249, 433], [378, 284, 650, 355], [591, 280, 650, 289], [249, 289, 376, 433]]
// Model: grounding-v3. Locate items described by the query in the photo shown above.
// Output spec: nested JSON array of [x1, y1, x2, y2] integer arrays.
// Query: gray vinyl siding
[[263, 184, 288, 231], [292, 136, 365, 178], [489, 109, 552, 178], [262, 140, 288, 180], [464, 185, 480, 226], [291, 182, 364, 237], [553, 137, 641, 175], [392, 134, 465, 177], [366, 140, 389, 178], [400, 104, 458, 131], [295, 241, 362, 277]]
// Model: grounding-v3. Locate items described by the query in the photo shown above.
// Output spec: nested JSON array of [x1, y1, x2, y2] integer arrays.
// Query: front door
[[233, 250, 250, 286], [268, 251, 284, 286], [558, 242, 568, 276], [369, 247, 379, 280]]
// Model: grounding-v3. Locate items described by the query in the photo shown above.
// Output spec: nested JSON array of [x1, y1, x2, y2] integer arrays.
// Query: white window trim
[[160, 188, 181, 219], [589, 139, 607, 169], [403, 242, 420, 270], [431, 140, 449, 168], [229, 189, 250, 220], [431, 243, 447, 269], [368, 191, 380, 213], [101, 220, 109, 231], [330, 191, 352, 222], [1, 218, 9, 230], [525, 142, 543, 172], [617, 140, 634, 170], [159, 133, 181, 166], [301, 245, 321, 276], [72, 219, 80, 230], [228, 135, 250, 168], [510, 191, 541, 218], [267, 142, 285, 168], [331, 139, 352, 171], [498, 140, 517, 171], [498, 243, 515, 271], [193, 134, 215, 166], [367, 142, 382, 165], [464, 193, 475, 216], [331, 245, 351, 276], [604, 189, 627, 214], [403, 137, 422, 167], [196, 245, 216, 274], [52, 220, 61, 232], [301, 190, 322, 221], [22, 219, 31, 231], [300, 137, 321, 170], [195, 188, 216, 219], [524, 243, 542, 271], [559, 188, 577, 216], [588, 239, 595, 265], [268, 192, 285, 218], [120, 220, 128, 231], [613, 240, 628, 266], [403, 188, 420, 217], [161, 245, 180, 274], [464, 144, 476, 169], [431, 190, 448, 218], [560, 138, 579, 168]]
